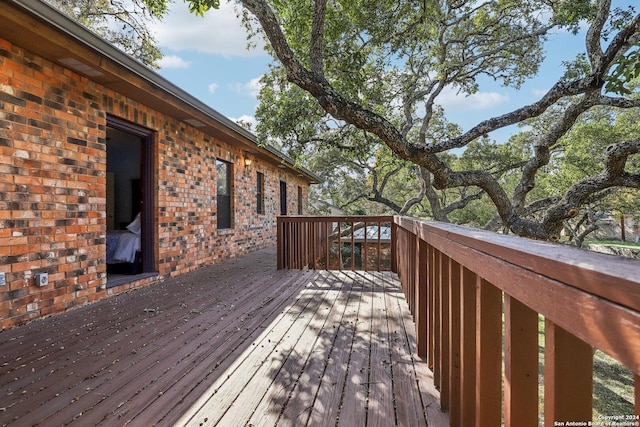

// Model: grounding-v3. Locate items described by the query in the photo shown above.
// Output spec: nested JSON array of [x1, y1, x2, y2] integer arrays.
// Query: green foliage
[[606, 49, 640, 95], [181, 0, 221, 16], [447, 195, 496, 227], [551, 0, 597, 32], [51, 0, 165, 67]]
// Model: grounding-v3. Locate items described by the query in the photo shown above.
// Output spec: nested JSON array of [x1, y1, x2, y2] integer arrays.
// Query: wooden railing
[[278, 215, 640, 426], [276, 215, 394, 271]]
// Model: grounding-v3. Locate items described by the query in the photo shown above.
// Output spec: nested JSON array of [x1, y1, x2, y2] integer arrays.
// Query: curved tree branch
[[240, 0, 640, 240]]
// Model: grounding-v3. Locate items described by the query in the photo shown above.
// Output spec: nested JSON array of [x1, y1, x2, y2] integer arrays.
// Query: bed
[[107, 214, 142, 274]]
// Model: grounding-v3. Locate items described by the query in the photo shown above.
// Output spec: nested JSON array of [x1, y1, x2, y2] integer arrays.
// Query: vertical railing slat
[[440, 254, 451, 411], [338, 221, 342, 271], [350, 220, 355, 271], [325, 221, 330, 269], [416, 238, 428, 359], [432, 248, 441, 385], [544, 320, 593, 426], [409, 232, 416, 313], [311, 221, 316, 269], [449, 259, 462, 426], [297, 221, 301, 268], [635, 374, 640, 417], [363, 220, 368, 272], [377, 220, 382, 271], [475, 278, 502, 427], [390, 219, 397, 273], [504, 295, 538, 427], [460, 266, 477, 427], [428, 243, 435, 370]]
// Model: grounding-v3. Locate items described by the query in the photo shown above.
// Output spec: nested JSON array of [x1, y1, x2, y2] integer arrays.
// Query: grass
[[593, 351, 635, 417], [585, 239, 640, 249]]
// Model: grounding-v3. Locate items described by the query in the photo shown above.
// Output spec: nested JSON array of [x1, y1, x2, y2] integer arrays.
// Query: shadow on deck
[[0, 247, 448, 426]]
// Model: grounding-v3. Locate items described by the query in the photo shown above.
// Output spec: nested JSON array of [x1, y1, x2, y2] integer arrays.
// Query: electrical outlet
[[34, 272, 48, 287], [0, 272, 5, 286]]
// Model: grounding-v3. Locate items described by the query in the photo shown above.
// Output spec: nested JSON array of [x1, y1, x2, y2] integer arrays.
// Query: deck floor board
[[337, 271, 374, 427], [0, 248, 448, 427]]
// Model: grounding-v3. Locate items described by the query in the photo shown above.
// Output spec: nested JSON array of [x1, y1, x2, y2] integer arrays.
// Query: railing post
[[475, 278, 502, 427], [504, 295, 538, 427], [544, 320, 593, 426], [391, 218, 397, 273], [277, 217, 283, 269]]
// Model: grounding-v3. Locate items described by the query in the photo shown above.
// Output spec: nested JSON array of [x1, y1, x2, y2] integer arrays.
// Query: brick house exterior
[[0, 0, 319, 329]]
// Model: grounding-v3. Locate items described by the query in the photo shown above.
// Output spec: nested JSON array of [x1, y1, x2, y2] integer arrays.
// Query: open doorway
[[105, 116, 155, 287]]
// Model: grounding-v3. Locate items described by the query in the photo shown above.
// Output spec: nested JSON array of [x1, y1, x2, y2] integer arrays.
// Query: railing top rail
[[393, 215, 640, 373], [394, 216, 640, 313], [278, 215, 394, 223]]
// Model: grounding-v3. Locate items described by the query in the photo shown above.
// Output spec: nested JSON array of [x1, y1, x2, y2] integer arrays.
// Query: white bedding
[[107, 231, 141, 263]]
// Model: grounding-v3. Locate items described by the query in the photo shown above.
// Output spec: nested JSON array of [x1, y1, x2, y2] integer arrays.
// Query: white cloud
[[157, 55, 191, 69], [437, 87, 509, 112], [150, 1, 266, 57], [229, 77, 263, 98], [208, 83, 220, 93]]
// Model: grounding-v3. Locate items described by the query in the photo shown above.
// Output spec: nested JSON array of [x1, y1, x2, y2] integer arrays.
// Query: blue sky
[[149, 1, 608, 143], [151, 1, 269, 126]]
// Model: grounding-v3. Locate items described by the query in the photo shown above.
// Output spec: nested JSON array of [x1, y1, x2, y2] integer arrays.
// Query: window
[[280, 181, 287, 216], [297, 186, 303, 215], [256, 172, 264, 215], [217, 160, 232, 229]]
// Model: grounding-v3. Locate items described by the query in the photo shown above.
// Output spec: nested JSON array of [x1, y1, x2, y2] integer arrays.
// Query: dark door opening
[[105, 116, 155, 287]]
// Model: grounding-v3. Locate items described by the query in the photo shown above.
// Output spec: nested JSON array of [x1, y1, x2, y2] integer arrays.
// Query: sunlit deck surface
[[0, 247, 448, 426]]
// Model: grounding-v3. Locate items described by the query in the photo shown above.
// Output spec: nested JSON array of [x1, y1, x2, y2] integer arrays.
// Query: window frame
[[256, 172, 265, 215], [216, 159, 233, 229]]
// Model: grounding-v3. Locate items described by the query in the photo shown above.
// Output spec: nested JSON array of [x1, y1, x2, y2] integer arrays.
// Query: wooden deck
[[0, 247, 448, 426]]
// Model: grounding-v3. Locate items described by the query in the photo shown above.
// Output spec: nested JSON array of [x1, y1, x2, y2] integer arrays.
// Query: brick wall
[[0, 37, 310, 329]]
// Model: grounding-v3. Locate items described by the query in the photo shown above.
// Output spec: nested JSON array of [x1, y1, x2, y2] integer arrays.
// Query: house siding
[[0, 37, 309, 329]]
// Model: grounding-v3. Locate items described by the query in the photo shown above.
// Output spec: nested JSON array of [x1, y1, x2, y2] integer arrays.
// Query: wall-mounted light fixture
[[244, 153, 252, 167]]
